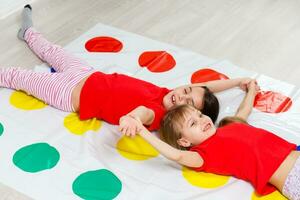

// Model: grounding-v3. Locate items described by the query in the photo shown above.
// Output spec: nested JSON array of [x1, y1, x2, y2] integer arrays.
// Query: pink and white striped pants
[[0, 28, 95, 112]]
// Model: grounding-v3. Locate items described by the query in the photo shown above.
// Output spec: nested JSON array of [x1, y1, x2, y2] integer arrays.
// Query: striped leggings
[[0, 28, 95, 112]]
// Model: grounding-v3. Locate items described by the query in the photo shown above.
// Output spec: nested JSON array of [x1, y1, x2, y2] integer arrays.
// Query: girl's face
[[177, 107, 216, 148], [163, 86, 205, 111]]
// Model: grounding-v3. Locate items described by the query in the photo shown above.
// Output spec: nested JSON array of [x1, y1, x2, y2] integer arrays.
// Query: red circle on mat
[[191, 68, 229, 83], [85, 36, 123, 52], [138, 51, 176, 73], [254, 91, 292, 113]]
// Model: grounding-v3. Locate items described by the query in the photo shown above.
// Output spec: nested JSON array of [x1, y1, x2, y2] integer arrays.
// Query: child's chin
[[169, 104, 176, 110], [163, 101, 173, 110]]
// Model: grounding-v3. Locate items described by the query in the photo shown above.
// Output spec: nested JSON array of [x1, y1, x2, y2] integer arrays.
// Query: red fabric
[[79, 72, 170, 131], [254, 91, 292, 113], [190, 123, 296, 195]]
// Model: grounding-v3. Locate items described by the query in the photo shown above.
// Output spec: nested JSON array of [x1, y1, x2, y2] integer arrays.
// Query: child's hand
[[119, 115, 142, 137], [246, 80, 260, 95], [239, 78, 254, 91]]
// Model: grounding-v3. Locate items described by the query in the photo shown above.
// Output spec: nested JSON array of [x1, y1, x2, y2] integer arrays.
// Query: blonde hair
[[159, 105, 194, 150], [159, 105, 248, 150]]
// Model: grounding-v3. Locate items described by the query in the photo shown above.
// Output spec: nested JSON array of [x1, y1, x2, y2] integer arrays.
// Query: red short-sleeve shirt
[[190, 123, 296, 195], [79, 72, 170, 131]]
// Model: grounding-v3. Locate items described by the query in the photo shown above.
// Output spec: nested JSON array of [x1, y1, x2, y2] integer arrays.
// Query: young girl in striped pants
[[1, 5, 257, 135]]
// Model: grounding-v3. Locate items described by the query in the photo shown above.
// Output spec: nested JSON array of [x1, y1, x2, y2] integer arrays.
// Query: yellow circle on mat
[[182, 166, 230, 188], [252, 190, 287, 200], [116, 135, 159, 160], [64, 113, 102, 135], [10, 91, 47, 110]]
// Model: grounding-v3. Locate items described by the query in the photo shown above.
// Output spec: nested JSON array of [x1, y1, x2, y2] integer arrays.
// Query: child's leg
[[18, 5, 92, 73], [25, 28, 93, 73], [17, 5, 32, 41], [0, 67, 94, 112], [282, 156, 300, 200]]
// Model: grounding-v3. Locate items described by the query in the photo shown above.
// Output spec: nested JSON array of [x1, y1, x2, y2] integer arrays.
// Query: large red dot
[[85, 36, 123, 52], [191, 68, 229, 83], [138, 51, 176, 73], [254, 91, 292, 113]]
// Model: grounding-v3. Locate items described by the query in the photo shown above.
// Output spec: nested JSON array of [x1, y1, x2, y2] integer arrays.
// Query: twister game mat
[[0, 23, 300, 200]]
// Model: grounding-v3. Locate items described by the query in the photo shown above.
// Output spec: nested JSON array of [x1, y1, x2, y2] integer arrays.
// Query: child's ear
[[177, 137, 192, 148]]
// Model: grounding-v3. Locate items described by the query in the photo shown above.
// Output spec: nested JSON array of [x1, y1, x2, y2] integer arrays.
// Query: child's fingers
[[130, 133, 136, 138], [122, 127, 129, 136], [127, 127, 134, 137], [240, 84, 247, 91], [126, 125, 138, 137], [119, 125, 125, 133], [129, 127, 135, 136], [134, 126, 138, 134], [247, 80, 256, 88], [122, 129, 127, 136], [125, 130, 131, 137], [255, 84, 260, 91], [128, 125, 136, 137], [120, 120, 142, 137]]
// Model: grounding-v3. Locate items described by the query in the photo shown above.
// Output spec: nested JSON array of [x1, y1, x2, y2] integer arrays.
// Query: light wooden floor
[[0, 0, 300, 199]]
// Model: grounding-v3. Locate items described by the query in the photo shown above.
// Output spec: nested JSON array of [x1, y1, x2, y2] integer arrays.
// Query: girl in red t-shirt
[[133, 80, 299, 200], [1, 5, 255, 133]]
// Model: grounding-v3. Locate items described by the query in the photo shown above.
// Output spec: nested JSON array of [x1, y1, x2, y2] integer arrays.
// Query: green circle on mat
[[13, 143, 60, 173], [72, 169, 122, 200], [0, 123, 3, 136]]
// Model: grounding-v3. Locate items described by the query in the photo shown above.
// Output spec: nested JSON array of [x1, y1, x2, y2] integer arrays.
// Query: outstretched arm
[[235, 80, 259, 121], [137, 122, 203, 168], [181, 77, 254, 93]]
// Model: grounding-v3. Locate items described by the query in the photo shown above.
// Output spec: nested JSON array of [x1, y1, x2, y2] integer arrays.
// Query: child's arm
[[119, 106, 154, 137], [182, 77, 253, 93], [138, 124, 204, 168], [235, 80, 259, 121]]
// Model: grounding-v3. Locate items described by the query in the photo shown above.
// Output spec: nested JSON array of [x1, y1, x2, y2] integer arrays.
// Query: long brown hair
[[200, 86, 219, 123]]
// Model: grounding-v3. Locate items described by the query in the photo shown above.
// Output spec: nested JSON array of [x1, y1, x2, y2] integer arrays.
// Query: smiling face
[[163, 86, 205, 111], [177, 106, 217, 148]]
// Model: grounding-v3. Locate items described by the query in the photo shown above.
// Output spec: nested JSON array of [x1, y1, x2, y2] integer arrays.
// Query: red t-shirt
[[79, 72, 170, 131], [190, 123, 296, 195]]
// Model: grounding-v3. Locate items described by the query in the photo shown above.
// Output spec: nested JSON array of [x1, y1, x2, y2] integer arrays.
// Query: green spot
[[13, 143, 60, 173], [0, 123, 3, 136], [72, 169, 122, 200]]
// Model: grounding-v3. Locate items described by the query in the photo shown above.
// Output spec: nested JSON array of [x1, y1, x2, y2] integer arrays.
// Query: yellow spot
[[10, 91, 47, 110], [116, 135, 159, 160], [64, 113, 102, 135], [252, 190, 287, 200], [182, 166, 229, 188]]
